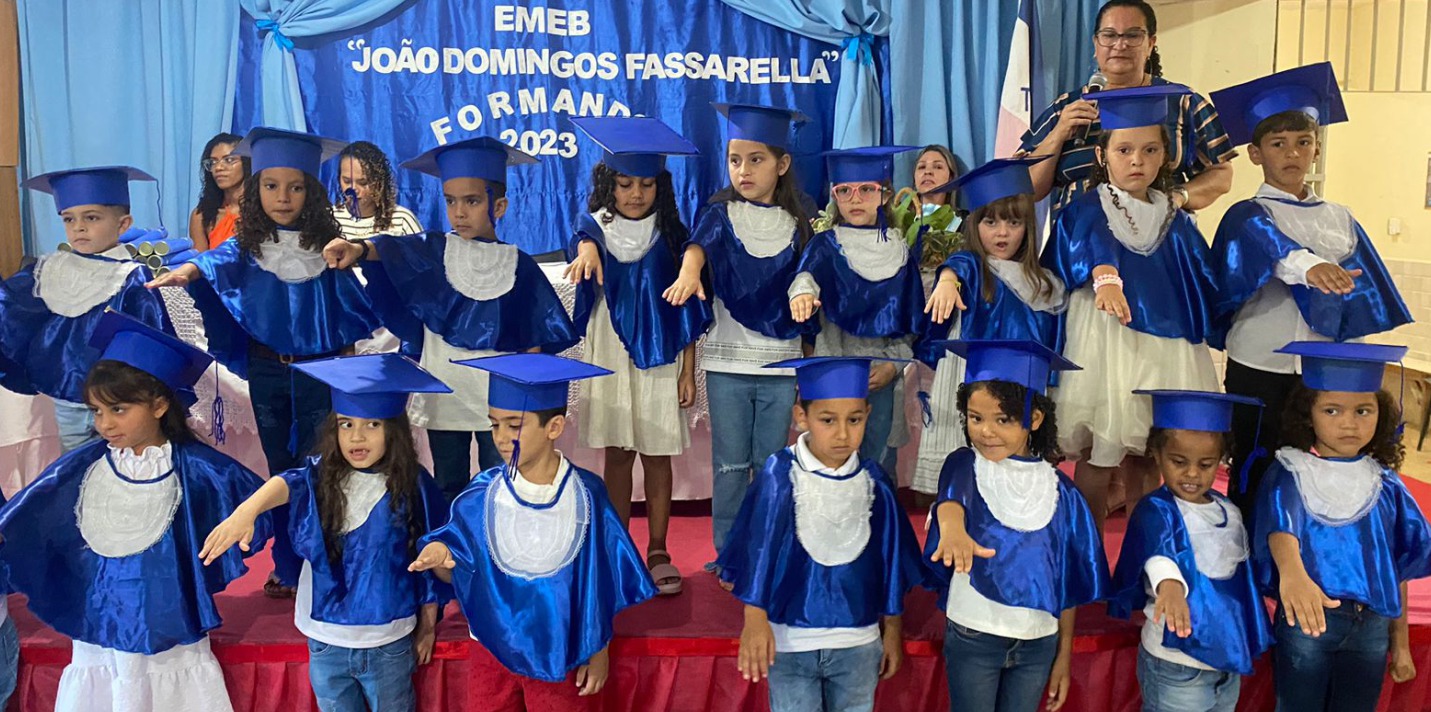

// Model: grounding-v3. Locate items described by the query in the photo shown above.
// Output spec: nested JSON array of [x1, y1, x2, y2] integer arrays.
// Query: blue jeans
[[943, 620, 1058, 712], [1137, 647, 1240, 712], [0, 615, 18, 711], [767, 639, 883, 712], [307, 634, 416, 712], [428, 429, 502, 503], [1273, 603, 1389, 712], [860, 381, 897, 465], [53, 399, 96, 452], [705, 372, 796, 554]]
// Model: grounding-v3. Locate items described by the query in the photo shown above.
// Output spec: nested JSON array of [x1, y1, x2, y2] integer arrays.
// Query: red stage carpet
[[12, 476, 1431, 712]]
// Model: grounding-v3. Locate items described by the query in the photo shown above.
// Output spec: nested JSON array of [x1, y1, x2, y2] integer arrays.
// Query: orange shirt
[[208, 210, 238, 249]]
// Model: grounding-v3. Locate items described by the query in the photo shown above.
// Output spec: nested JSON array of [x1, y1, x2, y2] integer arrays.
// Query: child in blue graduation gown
[[0, 312, 269, 712], [322, 138, 579, 503], [1208, 64, 1412, 517], [148, 127, 382, 595], [563, 117, 712, 595], [0, 166, 171, 451], [789, 147, 927, 467], [1040, 85, 1222, 532], [1109, 391, 1274, 712], [661, 103, 812, 562], [201, 353, 450, 712], [914, 157, 1066, 495], [924, 340, 1108, 712], [411, 354, 655, 711], [1252, 342, 1431, 711], [717, 357, 926, 712]]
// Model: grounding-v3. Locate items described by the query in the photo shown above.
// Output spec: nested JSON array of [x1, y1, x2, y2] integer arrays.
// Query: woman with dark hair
[[188, 132, 250, 250], [900, 144, 959, 217], [1020, 0, 1236, 217], [332, 141, 423, 240]]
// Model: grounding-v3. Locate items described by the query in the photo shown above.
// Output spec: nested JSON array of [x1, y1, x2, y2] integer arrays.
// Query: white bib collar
[[973, 450, 1059, 532], [253, 229, 327, 283], [1173, 494, 1248, 580], [726, 201, 797, 259], [34, 246, 139, 317], [486, 456, 590, 579], [1099, 184, 1172, 255], [444, 233, 518, 301], [1276, 447, 1383, 525], [987, 259, 1068, 314], [338, 470, 389, 535], [77, 442, 181, 558], [833, 226, 907, 281], [1253, 184, 1356, 263], [790, 434, 874, 566], [593, 210, 659, 264]]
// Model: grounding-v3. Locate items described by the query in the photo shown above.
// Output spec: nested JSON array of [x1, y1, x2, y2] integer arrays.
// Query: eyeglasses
[[202, 155, 243, 172], [832, 183, 886, 200], [1094, 29, 1149, 47]]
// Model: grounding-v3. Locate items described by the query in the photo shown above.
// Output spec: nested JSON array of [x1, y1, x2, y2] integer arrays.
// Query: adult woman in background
[[332, 141, 422, 240], [188, 132, 248, 250]]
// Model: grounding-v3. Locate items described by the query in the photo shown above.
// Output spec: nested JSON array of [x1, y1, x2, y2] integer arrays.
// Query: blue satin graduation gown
[[915, 251, 1063, 367], [1210, 199, 1411, 349], [185, 238, 381, 379], [924, 448, 1110, 614], [364, 231, 578, 355], [797, 227, 927, 340], [1041, 191, 1218, 344], [0, 255, 171, 401], [1109, 488, 1273, 675], [0, 440, 270, 654], [566, 215, 712, 369], [282, 458, 449, 626], [1253, 456, 1431, 618], [688, 202, 807, 341], [423, 464, 655, 682], [714, 449, 927, 628]]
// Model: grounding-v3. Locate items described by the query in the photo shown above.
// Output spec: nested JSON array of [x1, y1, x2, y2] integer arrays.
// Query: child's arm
[[1303, 262, 1361, 295], [1045, 608, 1076, 711], [878, 614, 903, 680], [1091, 264, 1131, 326], [677, 343, 697, 408], [788, 271, 821, 323], [738, 605, 776, 683], [199, 476, 290, 565], [575, 645, 610, 696], [1152, 578, 1193, 638], [1268, 531, 1340, 635], [562, 239, 604, 285], [413, 602, 439, 665], [145, 262, 203, 289], [1391, 581, 1416, 683], [924, 268, 966, 323], [929, 501, 996, 573], [663, 244, 707, 305], [409, 541, 456, 583], [321, 237, 377, 269]]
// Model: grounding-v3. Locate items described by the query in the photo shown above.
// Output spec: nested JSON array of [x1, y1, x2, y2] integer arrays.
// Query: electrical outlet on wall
[[1389, 217, 1402, 238]]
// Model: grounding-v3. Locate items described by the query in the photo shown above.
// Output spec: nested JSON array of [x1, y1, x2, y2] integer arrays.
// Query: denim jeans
[[53, 399, 96, 452], [0, 615, 18, 711], [767, 639, 883, 712], [860, 381, 897, 466], [705, 371, 796, 554], [1137, 647, 1240, 712], [307, 634, 416, 712], [428, 429, 502, 503], [1273, 603, 1390, 712], [943, 620, 1058, 712]]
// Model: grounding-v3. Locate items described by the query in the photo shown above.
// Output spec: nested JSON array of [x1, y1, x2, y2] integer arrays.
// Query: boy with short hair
[[0, 166, 172, 450], [1210, 62, 1411, 515], [717, 357, 926, 712], [409, 353, 654, 711]]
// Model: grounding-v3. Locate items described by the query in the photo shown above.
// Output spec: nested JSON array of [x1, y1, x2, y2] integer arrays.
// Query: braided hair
[[336, 141, 399, 232]]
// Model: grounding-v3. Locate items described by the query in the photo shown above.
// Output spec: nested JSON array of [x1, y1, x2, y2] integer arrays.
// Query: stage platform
[[11, 483, 1431, 712]]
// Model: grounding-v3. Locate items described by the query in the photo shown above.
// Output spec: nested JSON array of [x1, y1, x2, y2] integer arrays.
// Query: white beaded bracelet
[[1093, 274, 1124, 291]]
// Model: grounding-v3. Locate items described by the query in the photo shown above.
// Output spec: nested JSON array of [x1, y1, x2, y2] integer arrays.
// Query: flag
[[994, 0, 1036, 158]]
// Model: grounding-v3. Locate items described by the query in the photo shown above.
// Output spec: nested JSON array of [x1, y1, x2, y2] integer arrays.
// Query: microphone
[[1080, 71, 1108, 142]]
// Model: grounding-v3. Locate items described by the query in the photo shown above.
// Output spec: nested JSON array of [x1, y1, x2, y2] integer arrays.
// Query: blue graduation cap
[[22, 166, 156, 213], [1134, 390, 1263, 432], [929, 339, 1080, 395], [825, 146, 921, 185], [1209, 62, 1347, 147], [1276, 341, 1406, 393], [400, 137, 539, 186], [569, 117, 699, 178], [235, 127, 348, 178], [765, 356, 905, 402], [936, 155, 1053, 212], [454, 353, 612, 413], [291, 353, 452, 420], [1090, 84, 1191, 130], [712, 103, 809, 150], [89, 310, 214, 399]]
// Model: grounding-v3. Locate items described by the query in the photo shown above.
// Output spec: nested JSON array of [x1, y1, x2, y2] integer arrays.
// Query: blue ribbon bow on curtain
[[256, 19, 295, 51], [842, 32, 874, 66]]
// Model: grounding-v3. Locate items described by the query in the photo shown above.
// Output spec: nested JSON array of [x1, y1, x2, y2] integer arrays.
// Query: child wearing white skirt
[[564, 117, 712, 595], [1040, 85, 1222, 532]]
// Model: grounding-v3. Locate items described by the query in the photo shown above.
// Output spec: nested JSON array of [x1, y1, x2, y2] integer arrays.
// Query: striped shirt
[[332, 204, 424, 240], [1019, 77, 1237, 215]]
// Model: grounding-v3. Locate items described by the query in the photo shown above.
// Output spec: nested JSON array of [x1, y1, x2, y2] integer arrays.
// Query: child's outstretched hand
[[1153, 579, 1193, 638], [563, 240, 604, 285], [199, 511, 257, 566], [1306, 263, 1362, 296], [575, 646, 609, 696], [790, 294, 820, 323], [662, 270, 706, 305], [1093, 281, 1132, 326], [738, 607, 776, 683], [145, 263, 200, 289], [409, 542, 456, 572], [1280, 572, 1340, 636], [322, 238, 363, 270], [924, 272, 967, 324], [930, 527, 996, 574]]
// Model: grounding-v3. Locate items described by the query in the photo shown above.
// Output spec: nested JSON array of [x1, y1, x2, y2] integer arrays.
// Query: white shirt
[[700, 298, 801, 376], [334, 205, 423, 240], [1138, 497, 1247, 670]]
